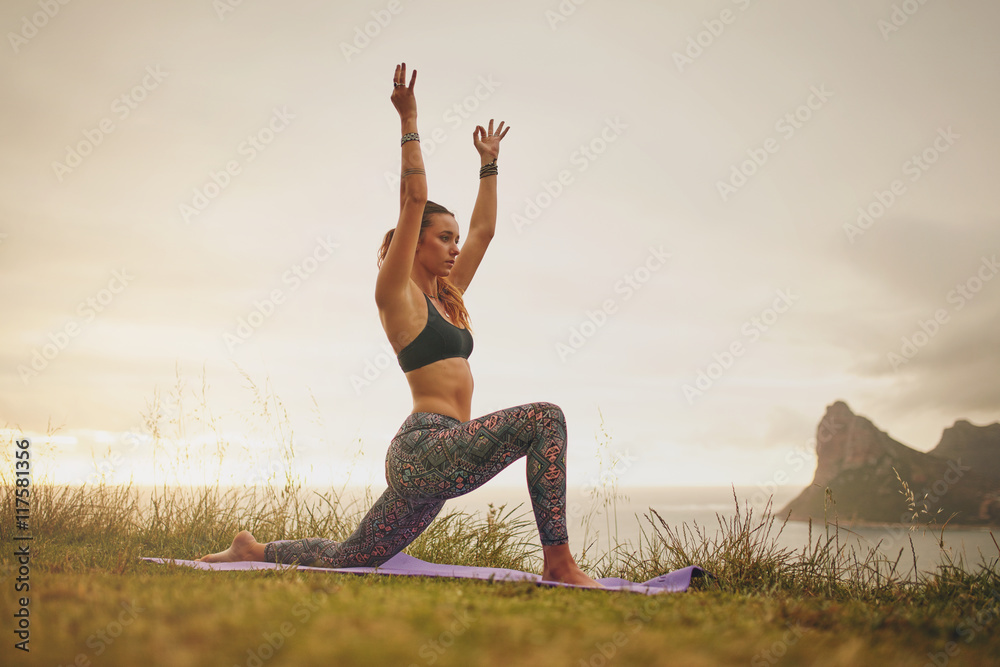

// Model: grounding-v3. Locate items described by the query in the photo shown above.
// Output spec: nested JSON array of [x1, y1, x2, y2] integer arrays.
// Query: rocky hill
[[780, 401, 1000, 526]]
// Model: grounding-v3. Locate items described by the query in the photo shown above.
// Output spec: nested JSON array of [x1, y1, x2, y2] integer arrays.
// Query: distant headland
[[780, 401, 1000, 527]]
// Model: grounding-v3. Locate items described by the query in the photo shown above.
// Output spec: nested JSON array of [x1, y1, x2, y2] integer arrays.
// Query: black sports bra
[[396, 293, 474, 372]]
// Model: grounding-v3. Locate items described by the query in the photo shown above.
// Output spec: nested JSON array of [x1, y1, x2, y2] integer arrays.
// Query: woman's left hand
[[473, 119, 509, 161]]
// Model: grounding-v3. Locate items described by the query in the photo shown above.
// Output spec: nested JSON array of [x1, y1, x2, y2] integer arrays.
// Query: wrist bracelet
[[479, 158, 498, 179], [401, 132, 420, 146]]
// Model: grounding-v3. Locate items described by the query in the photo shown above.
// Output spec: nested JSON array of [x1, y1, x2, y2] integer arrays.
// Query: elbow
[[470, 225, 495, 242], [402, 185, 428, 205]]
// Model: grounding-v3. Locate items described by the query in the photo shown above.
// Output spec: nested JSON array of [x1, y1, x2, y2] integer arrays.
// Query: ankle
[[542, 557, 580, 576], [542, 541, 574, 561]]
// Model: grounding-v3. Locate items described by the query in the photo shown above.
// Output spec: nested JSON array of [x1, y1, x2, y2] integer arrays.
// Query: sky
[[2, 0, 998, 491]]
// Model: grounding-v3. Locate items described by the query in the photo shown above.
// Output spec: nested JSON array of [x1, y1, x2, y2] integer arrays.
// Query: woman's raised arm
[[375, 63, 428, 309], [447, 118, 510, 295]]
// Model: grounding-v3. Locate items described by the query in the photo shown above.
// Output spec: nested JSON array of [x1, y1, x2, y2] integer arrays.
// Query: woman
[[198, 63, 600, 587]]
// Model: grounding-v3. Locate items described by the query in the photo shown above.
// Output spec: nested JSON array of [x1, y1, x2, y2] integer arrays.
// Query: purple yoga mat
[[140, 552, 705, 594]]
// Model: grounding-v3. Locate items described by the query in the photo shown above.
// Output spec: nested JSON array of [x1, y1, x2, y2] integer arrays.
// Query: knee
[[534, 401, 565, 424]]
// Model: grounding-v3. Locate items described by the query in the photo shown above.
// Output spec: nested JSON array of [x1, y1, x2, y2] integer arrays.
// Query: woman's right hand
[[391, 62, 417, 120]]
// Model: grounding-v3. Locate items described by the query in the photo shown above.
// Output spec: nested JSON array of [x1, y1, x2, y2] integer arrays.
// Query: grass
[[2, 370, 999, 666], [4, 480, 999, 667]]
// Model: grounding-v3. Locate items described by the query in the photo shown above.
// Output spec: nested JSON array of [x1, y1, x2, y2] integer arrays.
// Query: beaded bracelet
[[401, 132, 420, 146], [479, 158, 498, 179]]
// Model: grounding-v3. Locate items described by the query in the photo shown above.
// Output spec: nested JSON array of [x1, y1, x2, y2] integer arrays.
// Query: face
[[416, 214, 460, 275]]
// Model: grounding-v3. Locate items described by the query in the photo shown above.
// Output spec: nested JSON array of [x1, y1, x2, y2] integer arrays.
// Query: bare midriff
[[405, 358, 473, 423]]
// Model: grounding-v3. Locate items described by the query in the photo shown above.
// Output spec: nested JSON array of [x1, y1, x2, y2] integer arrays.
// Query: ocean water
[[441, 485, 999, 575]]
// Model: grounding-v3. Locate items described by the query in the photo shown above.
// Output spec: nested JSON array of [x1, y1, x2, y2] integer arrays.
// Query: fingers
[[392, 63, 416, 90], [478, 119, 510, 139]]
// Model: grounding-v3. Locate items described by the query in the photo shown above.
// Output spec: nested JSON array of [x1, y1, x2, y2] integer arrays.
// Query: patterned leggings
[[263, 401, 570, 568]]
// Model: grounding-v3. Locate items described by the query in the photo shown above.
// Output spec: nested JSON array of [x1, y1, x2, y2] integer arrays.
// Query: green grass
[[2, 479, 999, 667], [2, 371, 999, 666]]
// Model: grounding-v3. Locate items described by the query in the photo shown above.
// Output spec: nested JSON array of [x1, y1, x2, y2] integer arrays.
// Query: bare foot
[[195, 530, 266, 563], [541, 543, 604, 587], [542, 563, 605, 588]]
